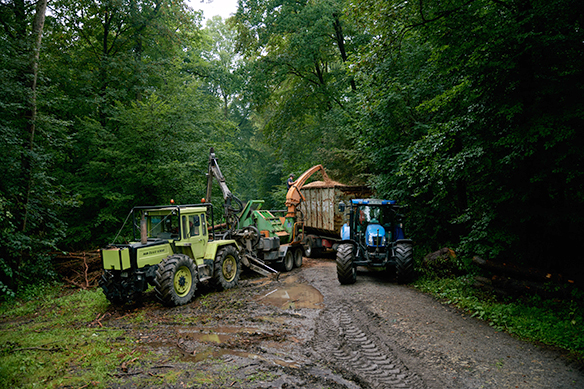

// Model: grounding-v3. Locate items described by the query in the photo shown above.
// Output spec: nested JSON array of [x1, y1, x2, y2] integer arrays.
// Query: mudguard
[[203, 240, 239, 263]]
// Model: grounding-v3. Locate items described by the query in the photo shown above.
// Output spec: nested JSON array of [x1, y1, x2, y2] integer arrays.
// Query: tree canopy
[[1, 0, 583, 296]]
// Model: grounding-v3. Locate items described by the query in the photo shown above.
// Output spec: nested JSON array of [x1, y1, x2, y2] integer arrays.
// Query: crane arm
[[285, 164, 329, 217], [206, 148, 243, 232], [206, 147, 233, 203]]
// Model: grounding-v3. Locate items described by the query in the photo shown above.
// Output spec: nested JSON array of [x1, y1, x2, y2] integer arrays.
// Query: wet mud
[[103, 257, 583, 388]]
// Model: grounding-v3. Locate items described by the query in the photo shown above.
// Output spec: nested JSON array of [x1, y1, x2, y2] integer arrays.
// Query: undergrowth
[[0, 283, 135, 388], [413, 275, 584, 361], [0, 284, 252, 388]]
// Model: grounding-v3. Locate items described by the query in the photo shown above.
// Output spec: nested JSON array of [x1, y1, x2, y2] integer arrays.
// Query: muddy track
[[303, 260, 583, 389], [311, 302, 425, 388], [105, 257, 583, 388]]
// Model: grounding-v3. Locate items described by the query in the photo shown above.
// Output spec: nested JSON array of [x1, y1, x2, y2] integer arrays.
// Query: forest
[[1, 0, 583, 297]]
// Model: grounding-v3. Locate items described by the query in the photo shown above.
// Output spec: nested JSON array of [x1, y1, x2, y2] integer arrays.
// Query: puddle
[[148, 328, 262, 363], [143, 323, 305, 368], [257, 275, 324, 309], [274, 358, 301, 368], [254, 315, 289, 324], [183, 347, 300, 367], [177, 326, 257, 343], [185, 346, 255, 363]]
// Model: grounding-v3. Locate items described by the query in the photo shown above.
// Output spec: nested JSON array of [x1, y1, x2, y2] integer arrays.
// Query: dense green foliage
[[347, 0, 584, 276], [1, 0, 583, 295], [233, 0, 584, 277]]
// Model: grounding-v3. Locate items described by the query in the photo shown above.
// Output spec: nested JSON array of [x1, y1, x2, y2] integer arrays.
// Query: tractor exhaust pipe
[[140, 212, 148, 244]]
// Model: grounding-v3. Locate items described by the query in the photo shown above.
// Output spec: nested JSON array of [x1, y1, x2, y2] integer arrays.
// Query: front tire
[[395, 241, 414, 284], [336, 243, 357, 285], [156, 254, 197, 307], [212, 245, 241, 291]]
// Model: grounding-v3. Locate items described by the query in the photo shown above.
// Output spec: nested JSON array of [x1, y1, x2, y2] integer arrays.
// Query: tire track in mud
[[311, 302, 426, 389], [303, 259, 584, 389]]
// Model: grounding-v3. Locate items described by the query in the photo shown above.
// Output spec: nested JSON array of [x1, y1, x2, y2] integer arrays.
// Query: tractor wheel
[[280, 250, 294, 272], [395, 241, 414, 284], [212, 245, 241, 291], [336, 243, 357, 285], [155, 254, 197, 306], [293, 247, 303, 268]]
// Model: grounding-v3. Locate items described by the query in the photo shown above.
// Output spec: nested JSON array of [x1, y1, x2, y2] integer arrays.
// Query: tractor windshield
[[356, 205, 393, 225], [147, 213, 180, 239], [355, 205, 397, 237]]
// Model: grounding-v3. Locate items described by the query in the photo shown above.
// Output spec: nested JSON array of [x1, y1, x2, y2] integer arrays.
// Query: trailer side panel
[[300, 183, 372, 237]]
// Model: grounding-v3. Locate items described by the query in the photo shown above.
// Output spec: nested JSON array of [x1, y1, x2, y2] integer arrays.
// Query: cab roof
[[351, 199, 396, 205]]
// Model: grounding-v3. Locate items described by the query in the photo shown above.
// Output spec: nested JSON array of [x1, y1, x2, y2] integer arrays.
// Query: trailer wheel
[[280, 250, 294, 272], [336, 243, 357, 285], [212, 245, 241, 290], [395, 241, 414, 284], [304, 238, 314, 258], [155, 254, 197, 306], [293, 248, 303, 268]]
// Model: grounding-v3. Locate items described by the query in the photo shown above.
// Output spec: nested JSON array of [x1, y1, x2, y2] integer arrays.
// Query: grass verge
[[0, 283, 136, 388], [413, 275, 584, 361], [0, 284, 268, 388]]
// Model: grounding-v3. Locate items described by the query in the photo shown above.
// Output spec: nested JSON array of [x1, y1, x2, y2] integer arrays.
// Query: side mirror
[[338, 201, 345, 213]]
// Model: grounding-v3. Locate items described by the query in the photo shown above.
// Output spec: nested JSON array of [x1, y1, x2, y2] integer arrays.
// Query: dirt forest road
[[109, 257, 584, 389]]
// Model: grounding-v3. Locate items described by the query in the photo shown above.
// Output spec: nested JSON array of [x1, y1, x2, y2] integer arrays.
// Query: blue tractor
[[336, 199, 414, 284]]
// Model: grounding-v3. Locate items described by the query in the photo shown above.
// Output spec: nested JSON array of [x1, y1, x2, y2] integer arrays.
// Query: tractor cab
[[340, 199, 405, 251]]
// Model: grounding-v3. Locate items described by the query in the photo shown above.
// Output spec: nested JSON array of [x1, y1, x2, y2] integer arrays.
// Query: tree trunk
[[21, 0, 47, 233], [332, 14, 356, 91]]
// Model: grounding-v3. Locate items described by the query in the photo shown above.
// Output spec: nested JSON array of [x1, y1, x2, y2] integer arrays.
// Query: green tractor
[[99, 203, 241, 306]]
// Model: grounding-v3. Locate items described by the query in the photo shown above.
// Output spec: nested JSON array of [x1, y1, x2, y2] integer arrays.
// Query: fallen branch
[[111, 371, 143, 377], [88, 273, 101, 285], [121, 357, 138, 372], [88, 312, 111, 328], [83, 252, 89, 288], [63, 276, 85, 289]]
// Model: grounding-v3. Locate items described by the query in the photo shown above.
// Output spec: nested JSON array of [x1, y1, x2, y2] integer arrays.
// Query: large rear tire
[[156, 254, 197, 306], [212, 245, 241, 291], [336, 243, 357, 285], [395, 241, 414, 284], [293, 248, 303, 268]]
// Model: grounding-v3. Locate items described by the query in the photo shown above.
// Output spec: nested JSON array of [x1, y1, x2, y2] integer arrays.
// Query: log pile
[[422, 247, 461, 276], [53, 250, 102, 289], [472, 256, 578, 301]]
